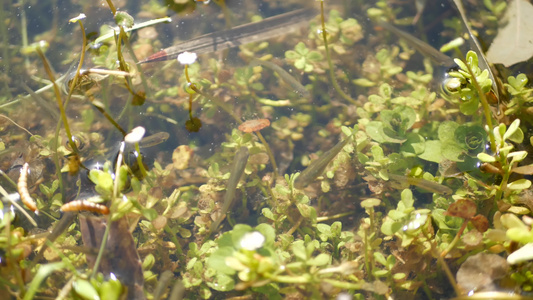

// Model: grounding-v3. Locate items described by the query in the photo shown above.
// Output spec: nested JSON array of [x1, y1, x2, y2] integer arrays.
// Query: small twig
[[0, 114, 33, 136]]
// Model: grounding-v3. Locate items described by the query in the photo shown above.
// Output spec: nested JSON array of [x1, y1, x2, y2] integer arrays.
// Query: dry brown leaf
[[486, 0, 533, 67]]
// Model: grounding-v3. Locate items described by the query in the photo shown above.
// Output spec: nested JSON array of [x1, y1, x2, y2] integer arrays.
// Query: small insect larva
[[60, 200, 110, 215], [18, 163, 38, 213]]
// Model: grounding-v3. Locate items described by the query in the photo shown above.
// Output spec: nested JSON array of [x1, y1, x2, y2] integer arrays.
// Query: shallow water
[[0, 0, 529, 299]]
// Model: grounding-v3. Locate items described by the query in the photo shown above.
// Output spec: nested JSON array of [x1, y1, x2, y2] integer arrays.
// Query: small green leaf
[[73, 279, 100, 300], [255, 223, 276, 247], [262, 208, 275, 221], [361, 198, 381, 208], [141, 208, 158, 221], [507, 179, 531, 190], [373, 252, 387, 266], [115, 11, 134, 28], [381, 220, 402, 235], [207, 247, 236, 275], [477, 153, 496, 162], [438, 121, 460, 143], [100, 278, 123, 300], [291, 240, 307, 261], [418, 140, 443, 163], [500, 213, 528, 229], [308, 253, 330, 266], [459, 98, 480, 115], [504, 119, 521, 141]]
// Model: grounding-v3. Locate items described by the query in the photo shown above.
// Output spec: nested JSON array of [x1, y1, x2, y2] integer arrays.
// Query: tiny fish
[[138, 132, 170, 148], [210, 147, 249, 232], [294, 135, 353, 189], [140, 8, 318, 63], [377, 20, 454, 66], [389, 173, 452, 195], [250, 58, 310, 98]]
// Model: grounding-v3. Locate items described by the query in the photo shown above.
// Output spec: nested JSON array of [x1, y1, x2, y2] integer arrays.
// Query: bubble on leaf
[[240, 231, 265, 251], [125, 126, 146, 143]]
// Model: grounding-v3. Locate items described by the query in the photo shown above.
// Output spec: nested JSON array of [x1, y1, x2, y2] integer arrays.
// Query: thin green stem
[[214, 0, 233, 28], [423, 228, 461, 296], [122, 33, 151, 99], [461, 57, 497, 153], [134, 142, 153, 186], [316, 211, 352, 222], [5, 208, 26, 294], [45, 240, 79, 274], [164, 225, 183, 255], [0, 0, 12, 98], [93, 140, 125, 278], [255, 131, 279, 178], [35, 48, 78, 153], [63, 19, 88, 153], [91, 217, 111, 278], [19, 0, 29, 70], [319, 1, 358, 106], [441, 218, 468, 258], [104, 0, 117, 15]]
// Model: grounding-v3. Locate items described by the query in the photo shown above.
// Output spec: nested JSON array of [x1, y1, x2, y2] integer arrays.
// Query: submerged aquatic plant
[[7, 0, 533, 299]]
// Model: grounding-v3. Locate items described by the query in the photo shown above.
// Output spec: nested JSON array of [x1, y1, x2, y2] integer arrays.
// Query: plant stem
[[164, 225, 183, 255], [316, 211, 352, 222], [319, 0, 358, 106], [63, 19, 88, 153], [91, 217, 111, 278], [461, 57, 496, 153], [104, 0, 117, 15], [35, 49, 79, 154], [423, 228, 461, 296], [441, 218, 468, 257], [0, 0, 12, 98], [255, 131, 279, 177], [93, 141, 126, 278]]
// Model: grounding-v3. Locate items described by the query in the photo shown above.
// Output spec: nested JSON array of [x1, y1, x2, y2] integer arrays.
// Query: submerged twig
[[319, 1, 357, 105]]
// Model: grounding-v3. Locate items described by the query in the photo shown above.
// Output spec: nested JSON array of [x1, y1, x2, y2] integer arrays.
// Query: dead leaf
[[471, 214, 489, 232], [456, 253, 509, 292], [446, 199, 477, 219], [486, 0, 533, 67], [511, 164, 533, 175]]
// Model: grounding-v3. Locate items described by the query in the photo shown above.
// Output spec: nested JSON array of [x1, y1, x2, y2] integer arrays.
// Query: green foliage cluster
[[5, 0, 533, 299]]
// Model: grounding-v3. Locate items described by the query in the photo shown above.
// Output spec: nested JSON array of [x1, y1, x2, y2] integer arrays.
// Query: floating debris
[[238, 119, 271, 133]]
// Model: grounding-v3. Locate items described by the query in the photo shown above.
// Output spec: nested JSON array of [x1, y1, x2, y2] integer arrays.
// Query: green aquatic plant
[[285, 42, 323, 73], [366, 105, 417, 144], [11, 0, 533, 298], [321, 10, 363, 48], [433, 121, 487, 165], [477, 119, 531, 205], [444, 51, 493, 116], [504, 73, 533, 123], [353, 47, 403, 88]]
